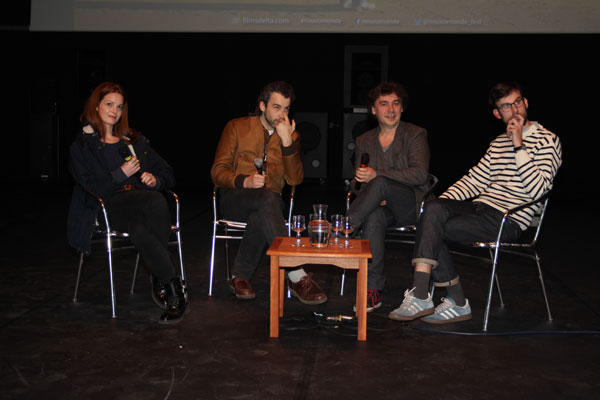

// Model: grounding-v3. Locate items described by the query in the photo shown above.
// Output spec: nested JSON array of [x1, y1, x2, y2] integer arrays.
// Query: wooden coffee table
[[267, 236, 372, 341]]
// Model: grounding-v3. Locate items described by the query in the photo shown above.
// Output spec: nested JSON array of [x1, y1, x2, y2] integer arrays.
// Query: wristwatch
[[514, 145, 525, 152]]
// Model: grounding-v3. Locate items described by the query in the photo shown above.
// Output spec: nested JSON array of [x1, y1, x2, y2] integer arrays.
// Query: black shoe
[[353, 289, 382, 313], [159, 278, 188, 324], [151, 275, 168, 310]]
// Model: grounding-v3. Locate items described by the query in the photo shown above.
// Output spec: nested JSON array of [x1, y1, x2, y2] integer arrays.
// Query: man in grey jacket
[[347, 81, 431, 311]]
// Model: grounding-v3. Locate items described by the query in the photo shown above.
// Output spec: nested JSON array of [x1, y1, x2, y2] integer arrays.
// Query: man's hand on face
[[506, 114, 525, 147], [273, 112, 295, 147]]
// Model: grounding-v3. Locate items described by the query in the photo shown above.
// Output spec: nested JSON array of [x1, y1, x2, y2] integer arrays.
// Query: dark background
[[2, 2, 598, 205]]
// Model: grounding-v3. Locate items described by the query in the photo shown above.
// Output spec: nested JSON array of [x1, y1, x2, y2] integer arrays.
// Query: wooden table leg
[[279, 269, 285, 317], [270, 255, 280, 338], [356, 258, 368, 341]]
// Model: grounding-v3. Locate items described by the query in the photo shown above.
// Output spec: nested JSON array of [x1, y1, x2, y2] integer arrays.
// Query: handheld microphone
[[118, 146, 141, 179], [254, 157, 264, 174], [355, 152, 370, 190]]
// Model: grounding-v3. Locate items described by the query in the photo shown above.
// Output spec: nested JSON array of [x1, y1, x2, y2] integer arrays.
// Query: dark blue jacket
[[67, 125, 175, 254]]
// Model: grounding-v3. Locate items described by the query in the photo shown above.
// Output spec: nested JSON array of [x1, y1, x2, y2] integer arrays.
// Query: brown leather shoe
[[289, 274, 328, 305], [229, 277, 255, 300]]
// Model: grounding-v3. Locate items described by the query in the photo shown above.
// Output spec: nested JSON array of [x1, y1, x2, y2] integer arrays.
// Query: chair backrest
[[479, 190, 552, 249], [418, 174, 439, 217], [521, 194, 551, 247]]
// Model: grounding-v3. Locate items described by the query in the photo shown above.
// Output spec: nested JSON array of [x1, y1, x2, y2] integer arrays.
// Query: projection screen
[[30, 0, 600, 33]]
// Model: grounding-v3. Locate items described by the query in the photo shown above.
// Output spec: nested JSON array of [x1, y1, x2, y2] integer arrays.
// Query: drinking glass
[[331, 214, 343, 246], [291, 215, 306, 247], [342, 216, 354, 248], [312, 204, 328, 221]]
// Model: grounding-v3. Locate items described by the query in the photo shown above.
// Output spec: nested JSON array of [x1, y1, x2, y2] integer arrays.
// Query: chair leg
[[534, 252, 553, 321], [489, 248, 504, 307], [209, 223, 218, 296], [175, 230, 186, 285], [482, 249, 501, 332], [74, 244, 117, 318], [225, 237, 231, 281], [107, 244, 117, 319], [130, 253, 140, 295], [340, 270, 346, 296], [494, 273, 504, 308], [73, 252, 85, 302]]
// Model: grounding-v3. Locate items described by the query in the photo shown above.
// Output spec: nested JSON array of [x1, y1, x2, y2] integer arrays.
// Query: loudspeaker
[[29, 77, 60, 181], [29, 113, 59, 181], [342, 112, 378, 179], [294, 112, 328, 179], [77, 48, 108, 103], [344, 45, 388, 109]]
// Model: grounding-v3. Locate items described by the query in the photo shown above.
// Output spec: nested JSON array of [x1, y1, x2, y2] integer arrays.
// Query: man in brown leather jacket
[[211, 81, 327, 304]]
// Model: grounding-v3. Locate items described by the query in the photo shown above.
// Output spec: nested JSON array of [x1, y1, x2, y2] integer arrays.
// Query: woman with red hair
[[67, 82, 187, 324]]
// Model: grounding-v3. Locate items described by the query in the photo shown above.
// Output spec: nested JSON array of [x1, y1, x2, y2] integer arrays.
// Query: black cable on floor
[[407, 325, 600, 336], [280, 311, 600, 338]]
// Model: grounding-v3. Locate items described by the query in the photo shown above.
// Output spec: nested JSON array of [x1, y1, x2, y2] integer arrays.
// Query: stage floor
[[1, 181, 599, 399]]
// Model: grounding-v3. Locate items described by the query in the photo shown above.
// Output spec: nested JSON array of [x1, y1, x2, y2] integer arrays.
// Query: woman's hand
[[140, 172, 157, 188], [121, 156, 141, 177]]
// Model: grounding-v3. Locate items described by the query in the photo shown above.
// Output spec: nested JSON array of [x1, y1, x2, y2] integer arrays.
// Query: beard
[[263, 112, 285, 130], [503, 109, 528, 126]]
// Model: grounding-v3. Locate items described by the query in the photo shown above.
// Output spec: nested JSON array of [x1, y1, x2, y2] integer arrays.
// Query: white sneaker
[[421, 297, 472, 324], [388, 288, 434, 321]]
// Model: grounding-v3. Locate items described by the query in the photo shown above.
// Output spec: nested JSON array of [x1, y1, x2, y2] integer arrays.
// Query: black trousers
[[220, 188, 287, 280], [105, 189, 177, 283]]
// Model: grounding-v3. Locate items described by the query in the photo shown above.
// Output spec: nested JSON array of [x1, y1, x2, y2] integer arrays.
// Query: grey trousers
[[347, 176, 417, 290]]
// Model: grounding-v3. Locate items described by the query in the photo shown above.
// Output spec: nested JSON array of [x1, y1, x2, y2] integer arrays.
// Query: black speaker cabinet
[[344, 45, 389, 109], [294, 112, 328, 179], [342, 112, 378, 179], [29, 113, 59, 181], [29, 77, 60, 181]]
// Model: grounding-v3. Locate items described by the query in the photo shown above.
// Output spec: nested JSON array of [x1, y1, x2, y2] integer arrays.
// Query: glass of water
[[291, 215, 305, 247]]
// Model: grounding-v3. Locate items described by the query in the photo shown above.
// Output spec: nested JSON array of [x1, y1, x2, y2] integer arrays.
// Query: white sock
[[288, 269, 307, 283]]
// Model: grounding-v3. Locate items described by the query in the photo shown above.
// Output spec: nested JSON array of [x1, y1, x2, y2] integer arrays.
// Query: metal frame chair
[[72, 189, 186, 318], [450, 191, 553, 332], [340, 174, 438, 294], [208, 186, 295, 296], [379, 174, 439, 245]]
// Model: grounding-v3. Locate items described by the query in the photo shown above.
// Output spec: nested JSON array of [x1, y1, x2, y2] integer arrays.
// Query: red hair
[[81, 82, 139, 144]]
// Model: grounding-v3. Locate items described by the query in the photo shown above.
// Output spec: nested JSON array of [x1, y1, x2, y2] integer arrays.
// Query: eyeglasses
[[496, 97, 525, 112]]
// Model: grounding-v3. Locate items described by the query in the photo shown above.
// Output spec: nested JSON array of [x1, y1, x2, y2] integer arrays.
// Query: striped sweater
[[440, 121, 562, 230]]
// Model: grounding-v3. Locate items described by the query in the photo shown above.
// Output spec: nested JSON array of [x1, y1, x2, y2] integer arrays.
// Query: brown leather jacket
[[211, 115, 303, 194]]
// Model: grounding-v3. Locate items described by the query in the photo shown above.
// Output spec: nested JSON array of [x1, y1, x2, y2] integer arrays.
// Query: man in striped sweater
[[388, 81, 562, 324]]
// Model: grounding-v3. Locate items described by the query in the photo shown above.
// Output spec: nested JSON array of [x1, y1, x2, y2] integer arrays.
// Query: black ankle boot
[[151, 275, 168, 310], [159, 277, 188, 324]]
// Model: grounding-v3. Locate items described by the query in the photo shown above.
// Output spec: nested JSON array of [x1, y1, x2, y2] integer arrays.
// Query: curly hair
[[367, 81, 408, 110]]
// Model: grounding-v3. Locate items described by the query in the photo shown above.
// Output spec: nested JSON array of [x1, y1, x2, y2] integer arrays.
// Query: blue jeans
[[413, 198, 522, 284], [347, 176, 417, 290], [220, 188, 287, 280]]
